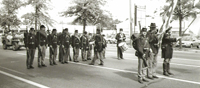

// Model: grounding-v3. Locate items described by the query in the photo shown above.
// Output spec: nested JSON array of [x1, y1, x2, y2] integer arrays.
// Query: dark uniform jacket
[[135, 35, 151, 58], [115, 33, 126, 46], [25, 33, 38, 49], [48, 34, 58, 48], [71, 35, 81, 48], [80, 35, 89, 50], [36, 30, 47, 46], [60, 33, 71, 48], [161, 33, 177, 59], [93, 34, 104, 52], [147, 31, 159, 54]]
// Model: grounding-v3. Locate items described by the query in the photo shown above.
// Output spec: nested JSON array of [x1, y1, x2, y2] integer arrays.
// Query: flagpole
[[129, 0, 133, 46]]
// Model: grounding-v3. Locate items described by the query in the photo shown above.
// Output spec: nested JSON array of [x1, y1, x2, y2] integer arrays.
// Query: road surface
[[0, 44, 200, 88]]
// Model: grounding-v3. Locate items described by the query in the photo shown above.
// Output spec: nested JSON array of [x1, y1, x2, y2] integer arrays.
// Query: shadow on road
[[114, 71, 138, 82]]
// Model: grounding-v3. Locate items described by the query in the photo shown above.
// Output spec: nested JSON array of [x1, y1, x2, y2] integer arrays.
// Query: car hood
[[182, 41, 193, 43]]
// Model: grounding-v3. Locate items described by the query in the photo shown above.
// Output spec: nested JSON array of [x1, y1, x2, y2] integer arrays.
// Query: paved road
[[0, 44, 200, 88]]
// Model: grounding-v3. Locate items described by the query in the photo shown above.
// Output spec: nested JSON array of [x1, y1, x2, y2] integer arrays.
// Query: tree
[[161, 0, 200, 49], [0, 0, 24, 30], [61, 0, 107, 33], [23, 0, 54, 30]]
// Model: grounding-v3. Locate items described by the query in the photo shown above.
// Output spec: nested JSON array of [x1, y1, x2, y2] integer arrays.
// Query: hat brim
[[148, 26, 157, 27]]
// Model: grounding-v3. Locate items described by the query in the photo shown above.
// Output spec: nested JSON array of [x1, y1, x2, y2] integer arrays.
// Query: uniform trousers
[[27, 49, 35, 68], [63, 48, 70, 62], [73, 47, 79, 61], [91, 51, 103, 64], [38, 45, 46, 65], [49, 47, 57, 64], [81, 49, 87, 61]]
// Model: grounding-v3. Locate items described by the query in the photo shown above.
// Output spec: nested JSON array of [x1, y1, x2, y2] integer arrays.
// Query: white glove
[[176, 37, 182, 40]]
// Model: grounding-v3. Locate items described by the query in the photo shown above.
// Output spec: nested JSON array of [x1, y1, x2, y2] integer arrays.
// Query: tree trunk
[[35, 6, 38, 31], [83, 19, 86, 33], [179, 15, 182, 49]]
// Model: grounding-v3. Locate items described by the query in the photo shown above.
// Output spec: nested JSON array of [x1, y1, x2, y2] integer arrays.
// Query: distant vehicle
[[105, 37, 117, 44], [191, 40, 200, 48], [1, 30, 25, 51]]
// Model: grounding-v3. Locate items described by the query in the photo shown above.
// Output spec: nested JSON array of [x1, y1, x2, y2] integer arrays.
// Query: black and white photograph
[[0, 0, 200, 88]]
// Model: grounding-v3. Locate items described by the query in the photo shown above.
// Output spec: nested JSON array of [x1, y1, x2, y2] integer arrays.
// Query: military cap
[[148, 23, 157, 28], [96, 29, 100, 32], [30, 28, 34, 31], [88, 33, 92, 35], [40, 25, 46, 29], [141, 28, 147, 32], [84, 31, 87, 34], [64, 28, 68, 31], [75, 30, 78, 33], [102, 34, 105, 36], [120, 28, 123, 31], [52, 29, 57, 32]]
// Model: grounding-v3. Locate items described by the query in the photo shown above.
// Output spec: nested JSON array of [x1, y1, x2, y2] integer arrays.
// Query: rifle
[[38, 46, 43, 57], [49, 46, 54, 55]]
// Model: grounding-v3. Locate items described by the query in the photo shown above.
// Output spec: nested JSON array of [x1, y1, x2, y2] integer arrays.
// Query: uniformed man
[[80, 31, 89, 61], [146, 23, 159, 79], [115, 28, 126, 60], [48, 29, 58, 66], [25, 28, 37, 69], [102, 34, 107, 59], [71, 30, 80, 62], [134, 28, 151, 84], [58, 30, 64, 62], [87, 33, 93, 60], [36, 25, 47, 68], [89, 29, 104, 65], [162, 27, 181, 76], [24, 30, 29, 67], [60, 28, 71, 64]]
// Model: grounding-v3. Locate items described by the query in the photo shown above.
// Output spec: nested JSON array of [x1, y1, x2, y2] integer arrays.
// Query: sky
[[0, 0, 200, 34]]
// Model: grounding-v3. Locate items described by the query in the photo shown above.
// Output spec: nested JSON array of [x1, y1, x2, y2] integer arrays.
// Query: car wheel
[[3, 43, 7, 49], [13, 42, 18, 51], [197, 45, 200, 48], [190, 44, 193, 48]]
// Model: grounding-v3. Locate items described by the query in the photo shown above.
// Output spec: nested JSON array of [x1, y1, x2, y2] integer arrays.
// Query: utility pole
[[178, 0, 182, 49], [129, 0, 133, 46]]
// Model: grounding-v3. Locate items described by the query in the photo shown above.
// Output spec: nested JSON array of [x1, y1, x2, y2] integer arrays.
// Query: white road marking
[[8, 53, 200, 85], [70, 62, 200, 85], [0, 66, 26, 75], [0, 70, 49, 88]]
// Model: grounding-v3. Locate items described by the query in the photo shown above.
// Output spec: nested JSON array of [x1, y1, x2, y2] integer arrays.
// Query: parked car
[[191, 40, 200, 48]]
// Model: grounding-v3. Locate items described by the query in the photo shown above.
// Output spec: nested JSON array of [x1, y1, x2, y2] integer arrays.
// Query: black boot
[[167, 63, 174, 75], [163, 63, 169, 76]]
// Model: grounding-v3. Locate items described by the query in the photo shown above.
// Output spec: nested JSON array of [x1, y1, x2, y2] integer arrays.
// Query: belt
[[53, 42, 57, 43], [75, 43, 79, 44], [29, 42, 34, 44], [143, 48, 150, 50], [65, 41, 69, 42]]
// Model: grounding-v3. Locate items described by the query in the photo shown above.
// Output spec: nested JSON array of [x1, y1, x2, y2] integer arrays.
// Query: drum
[[118, 42, 128, 52]]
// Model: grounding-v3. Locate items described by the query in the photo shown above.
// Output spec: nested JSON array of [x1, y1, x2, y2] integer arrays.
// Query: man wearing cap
[[71, 30, 81, 62], [25, 28, 37, 69], [87, 33, 93, 60], [80, 31, 89, 61], [60, 28, 71, 64], [147, 23, 159, 79], [134, 28, 151, 83], [36, 25, 47, 67], [115, 28, 126, 60], [48, 29, 58, 66], [89, 29, 104, 65]]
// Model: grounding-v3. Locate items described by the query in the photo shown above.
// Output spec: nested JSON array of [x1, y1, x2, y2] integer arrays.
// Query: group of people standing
[[132, 23, 181, 84], [24, 25, 107, 69], [24, 23, 181, 84]]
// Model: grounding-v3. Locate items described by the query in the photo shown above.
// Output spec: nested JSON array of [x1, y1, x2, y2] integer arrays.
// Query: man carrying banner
[[147, 23, 159, 79], [162, 27, 181, 76], [36, 25, 47, 68], [48, 29, 58, 66]]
